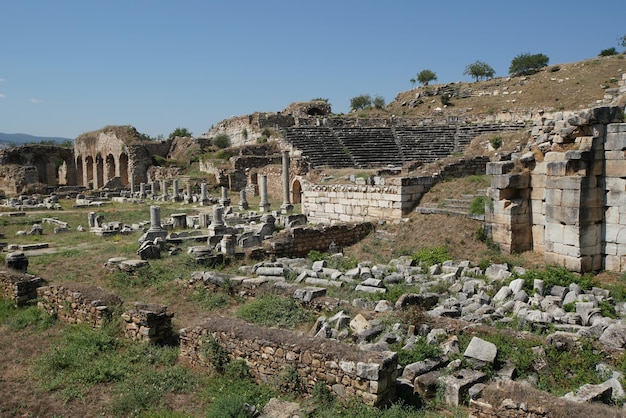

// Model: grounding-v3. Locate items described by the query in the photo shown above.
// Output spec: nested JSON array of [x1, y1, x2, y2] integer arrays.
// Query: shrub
[[212, 133, 231, 149], [202, 336, 230, 374], [469, 195, 490, 215], [490, 135, 502, 149], [440, 94, 451, 106], [274, 364, 305, 395], [350, 94, 373, 111], [516, 265, 595, 294], [599, 47, 618, 56], [412, 245, 450, 267], [396, 336, 443, 366], [168, 127, 192, 139]]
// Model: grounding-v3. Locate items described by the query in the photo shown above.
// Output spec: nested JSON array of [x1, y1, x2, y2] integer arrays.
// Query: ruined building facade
[[485, 106, 626, 272]]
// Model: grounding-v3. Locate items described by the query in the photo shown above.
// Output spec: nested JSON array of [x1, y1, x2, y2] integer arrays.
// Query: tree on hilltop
[[417, 69, 437, 86], [350, 94, 373, 111], [619, 34, 626, 50], [508, 52, 549, 76], [463, 60, 495, 82], [169, 127, 192, 139]]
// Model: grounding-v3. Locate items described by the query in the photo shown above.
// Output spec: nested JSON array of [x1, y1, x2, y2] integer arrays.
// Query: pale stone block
[[533, 162, 548, 175], [605, 177, 626, 192], [605, 132, 626, 150], [607, 124, 626, 134], [549, 176, 583, 191], [546, 161, 567, 176], [606, 242, 618, 256], [560, 190, 582, 207], [530, 187, 545, 201], [606, 160, 626, 178], [545, 223, 564, 243], [339, 214, 352, 223], [605, 255, 621, 272], [545, 205, 579, 224], [545, 188, 562, 205], [606, 207, 620, 224], [604, 224, 623, 243], [563, 225, 580, 245], [606, 190, 626, 207], [486, 161, 515, 175], [605, 150, 626, 161], [544, 152, 566, 162]]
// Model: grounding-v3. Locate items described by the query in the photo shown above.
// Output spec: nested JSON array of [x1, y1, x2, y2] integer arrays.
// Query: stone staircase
[[284, 127, 355, 168], [333, 127, 400, 168], [415, 189, 488, 220]]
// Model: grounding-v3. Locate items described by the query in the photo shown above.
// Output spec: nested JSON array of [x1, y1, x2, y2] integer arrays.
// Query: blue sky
[[1, 0, 624, 139]]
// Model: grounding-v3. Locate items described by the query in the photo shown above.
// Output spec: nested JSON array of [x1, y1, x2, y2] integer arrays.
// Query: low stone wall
[[0, 270, 46, 306], [178, 317, 397, 406], [121, 302, 173, 343], [37, 283, 123, 328], [267, 222, 374, 258]]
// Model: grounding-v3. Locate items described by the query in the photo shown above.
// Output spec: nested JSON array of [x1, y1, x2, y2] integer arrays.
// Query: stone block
[[438, 369, 486, 406], [486, 161, 515, 175], [606, 159, 626, 178], [463, 337, 497, 364]]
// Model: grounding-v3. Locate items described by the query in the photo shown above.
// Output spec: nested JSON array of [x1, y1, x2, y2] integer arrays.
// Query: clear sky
[[1, 0, 624, 139]]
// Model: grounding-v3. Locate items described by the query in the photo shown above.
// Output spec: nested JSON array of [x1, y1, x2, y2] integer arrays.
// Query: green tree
[[417, 69, 437, 86], [619, 34, 626, 49], [599, 47, 618, 56], [168, 127, 192, 139], [463, 60, 495, 81], [350, 94, 372, 111], [508, 52, 549, 76], [372, 95, 385, 109], [409, 78, 416, 87]]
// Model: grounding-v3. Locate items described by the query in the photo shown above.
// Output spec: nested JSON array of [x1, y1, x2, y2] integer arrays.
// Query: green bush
[[516, 265, 595, 294], [168, 127, 192, 139], [212, 133, 231, 149], [202, 336, 230, 374], [412, 246, 450, 267], [600, 47, 618, 56], [350, 94, 373, 111], [236, 294, 310, 329], [396, 336, 443, 367], [489, 135, 502, 149], [469, 195, 490, 215]]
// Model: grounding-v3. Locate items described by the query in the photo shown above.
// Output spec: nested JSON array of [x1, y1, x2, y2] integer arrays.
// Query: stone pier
[[259, 175, 270, 213], [239, 189, 249, 210], [280, 150, 293, 214]]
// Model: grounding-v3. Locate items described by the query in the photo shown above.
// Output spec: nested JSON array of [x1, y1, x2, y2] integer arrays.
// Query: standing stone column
[[129, 177, 135, 195], [172, 179, 179, 201], [280, 150, 293, 214], [161, 179, 168, 199], [140, 183, 147, 198], [239, 189, 249, 210], [151, 182, 157, 198], [186, 183, 192, 202], [150, 205, 162, 230], [200, 182, 208, 205], [220, 186, 231, 207], [209, 204, 227, 236], [220, 234, 235, 255], [88, 211, 97, 228], [259, 175, 270, 213]]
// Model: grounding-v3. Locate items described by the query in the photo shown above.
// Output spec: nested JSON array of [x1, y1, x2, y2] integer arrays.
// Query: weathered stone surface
[[438, 369, 486, 406], [463, 337, 497, 365]]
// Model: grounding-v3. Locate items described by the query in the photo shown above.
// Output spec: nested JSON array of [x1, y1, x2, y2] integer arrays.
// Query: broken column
[[171, 179, 178, 201], [161, 179, 168, 199], [139, 183, 147, 198], [200, 182, 208, 205], [88, 211, 97, 228], [280, 150, 293, 214], [208, 204, 227, 237], [220, 234, 235, 255], [259, 175, 270, 213], [138, 205, 168, 244], [151, 182, 157, 198], [239, 189, 249, 210], [220, 186, 230, 207], [129, 177, 135, 195]]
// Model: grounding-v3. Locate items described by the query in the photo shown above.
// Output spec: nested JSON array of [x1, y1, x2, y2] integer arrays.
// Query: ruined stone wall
[[0, 270, 46, 306], [178, 317, 397, 406], [267, 222, 374, 258], [486, 106, 626, 272], [36, 283, 123, 328]]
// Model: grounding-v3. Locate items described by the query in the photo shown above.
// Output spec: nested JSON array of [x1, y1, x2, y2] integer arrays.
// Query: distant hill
[[0, 133, 73, 148]]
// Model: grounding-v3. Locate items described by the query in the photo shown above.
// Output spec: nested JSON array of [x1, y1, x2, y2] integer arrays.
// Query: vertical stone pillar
[[220, 186, 231, 206], [259, 175, 270, 213], [239, 189, 249, 210], [88, 211, 97, 228], [161, 179, 168, 199], [129, 177, 135, 195], [186, 183, 192, 202], [200, 182, 208, 205], [140, 183, 147, 198], [150, 205, 162, 230], [209, 204, 227, 236], [220, 234, 235, 255], [151, 182, 157, 198], [172, 179, 179, 201], [281, 150, 293, 214]]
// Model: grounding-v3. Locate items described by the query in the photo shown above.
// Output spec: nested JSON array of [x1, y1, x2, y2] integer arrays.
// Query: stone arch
[[292, 178, 302, 204], [119, 153, 129, 185], [105, 153, 116, 182]]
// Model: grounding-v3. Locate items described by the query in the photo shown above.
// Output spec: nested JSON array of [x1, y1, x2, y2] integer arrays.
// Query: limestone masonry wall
[[0, 270, 46, 306], [486, 105, 626, 272], [178, 317, 398, 406], [36, 283, 123, 328], [267, 222, 374, 258], [302, 157, 489, 224]]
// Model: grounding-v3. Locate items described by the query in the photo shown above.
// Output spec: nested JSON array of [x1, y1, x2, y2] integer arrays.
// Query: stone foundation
[[267, 222, 374, 258], [0, 270, 46, 306], [36, 283, 122, 327], [121, 302, 173, 343], [178, 316, 397, 406]]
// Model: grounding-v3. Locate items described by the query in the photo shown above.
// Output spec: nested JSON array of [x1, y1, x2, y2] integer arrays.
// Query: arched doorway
[[119, 153, 129, 185], [76, 156, 84, 186], [106, 154, 116, 182], [291, 179, 302, 204]]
